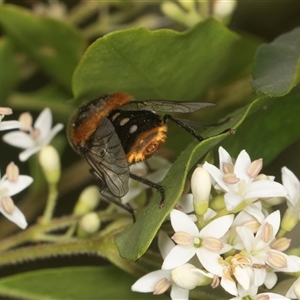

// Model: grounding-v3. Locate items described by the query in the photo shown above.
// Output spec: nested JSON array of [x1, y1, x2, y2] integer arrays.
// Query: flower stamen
[[172, 231, 192, 246], [247, 158, 263, 178], [203, 237, 223, 251], [6, 162, 19, 182], [223, 173, 240, 184], [153, 278, 171, 295], [1, 196, 15, 214], [19, 112, 33, 131]]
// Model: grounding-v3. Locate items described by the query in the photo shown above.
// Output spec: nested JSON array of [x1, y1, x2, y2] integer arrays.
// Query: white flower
[[162, 209, 233, 275], [0, 164, 33, 229], [236, 210, 300, 288], [203, 147, 287, 211], [3, 108, 64, 161], [218, 253, 253, 296], [132, 231, 197, 300]]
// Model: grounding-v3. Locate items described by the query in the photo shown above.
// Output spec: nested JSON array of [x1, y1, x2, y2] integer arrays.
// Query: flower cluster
[[132, 147, 300, 300], [0, 107, 63, 229]]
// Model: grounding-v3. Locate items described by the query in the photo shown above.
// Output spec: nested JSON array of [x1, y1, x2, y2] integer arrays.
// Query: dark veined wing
[[119, 100, 214, 113], [84, 117, 130, 198]]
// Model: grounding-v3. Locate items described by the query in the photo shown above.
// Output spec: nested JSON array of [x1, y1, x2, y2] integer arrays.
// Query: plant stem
[[41, 183, 58, 225]]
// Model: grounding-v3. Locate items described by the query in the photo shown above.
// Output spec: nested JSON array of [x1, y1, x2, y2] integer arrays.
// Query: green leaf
[[0, 4, 85, 91], [115, 96, 271, 260], [0, 38, 19, 102], [73, 18, 242, 101], [252, 26, 300, 96], [221, 92, 300, 165], [0, 266, 167, 300]]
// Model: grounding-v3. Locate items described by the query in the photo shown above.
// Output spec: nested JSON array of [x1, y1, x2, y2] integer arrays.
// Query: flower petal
[[268, 250, 300, 272], [224, 192, 244, 211], [234, 265, 250, 291], [243, 202, 265, 224], [158, 231, 175, 259], [19, 146, 42, 161], [0, 202, 27, 229], [233, 150, 251, 181], [203, 161, 229, 192], [3, 131, 35, 149], [221, 276, 238, 296], [177, 193, 194, 213], [236, 226, 255, 253], [264, 271, 277, 289], [218, 146, 234, 167], [170, 209, 199, 236], [256, 210, 280, 239], [131, 270, 170, 292], [35, 107, 52, 138], [260, 292, 290, 300], [253, 267, 267, 287], [0, 120, 23, 131], [41, 123, 64, 147], [1, 175, 33, 196], [245, 180, 287, 199], [162, 245, 196, 270], [281, 166, 300, 205], [170, 284, 189, 300], [200, 214, 234, 239], [197, 248, 223, 275]]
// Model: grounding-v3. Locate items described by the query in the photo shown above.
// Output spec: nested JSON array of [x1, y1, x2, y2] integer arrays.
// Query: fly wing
[[84, 117, 129, 198], [120, 100, 214, 113]]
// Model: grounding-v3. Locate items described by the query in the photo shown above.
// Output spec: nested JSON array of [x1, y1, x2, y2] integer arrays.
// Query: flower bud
[[78, 212, 101, 236], [171, 264, 213, 289], [210, 193, 226, 211], [213, 0, 237, 21], [191, 167, 211, 216], [281, 208, 299, 232], [160, 1, 201, 27], [74, 185, 100, 215], [38, 145, 61, 184]]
